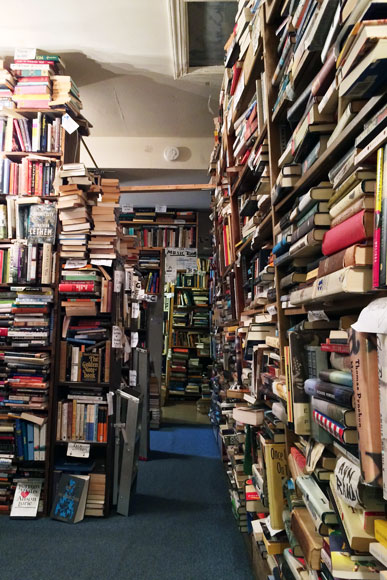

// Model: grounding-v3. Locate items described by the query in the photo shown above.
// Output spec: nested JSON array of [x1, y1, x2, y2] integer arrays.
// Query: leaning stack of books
[[0, 63, 16, 110], [49, 75, 82, 116]]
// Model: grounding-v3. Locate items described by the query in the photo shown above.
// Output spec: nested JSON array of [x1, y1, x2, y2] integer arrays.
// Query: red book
[[322, 210, 374, 256], [290, 446, 306, 470], [0, 329, 8, 337], [18, 76, 51, 83], [13, 119, 25, 150], [320, 343, 350, 354], [230, 61, 243, 96], [373, 148, 383, 287], [14, 59, 56, 66], [58, 283, 96, 292]]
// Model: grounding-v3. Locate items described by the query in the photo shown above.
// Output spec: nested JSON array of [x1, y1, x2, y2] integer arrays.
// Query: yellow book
[[375, 519, 387, 549], [262, 532, 289, 556], [263, 440, 288, 529]]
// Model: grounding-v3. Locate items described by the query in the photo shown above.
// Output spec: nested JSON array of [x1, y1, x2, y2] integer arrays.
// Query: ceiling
[[0, 0, 226, 173]]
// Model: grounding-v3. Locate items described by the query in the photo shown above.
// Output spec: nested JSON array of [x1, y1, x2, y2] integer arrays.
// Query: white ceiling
[[0, 0, 222, 170]]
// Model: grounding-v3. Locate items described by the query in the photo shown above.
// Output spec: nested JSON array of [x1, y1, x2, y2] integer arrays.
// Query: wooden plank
[[120, 184, 214, 192]]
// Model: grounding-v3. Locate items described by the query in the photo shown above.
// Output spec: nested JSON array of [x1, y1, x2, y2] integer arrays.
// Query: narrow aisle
[[0, 418, 254, 580]]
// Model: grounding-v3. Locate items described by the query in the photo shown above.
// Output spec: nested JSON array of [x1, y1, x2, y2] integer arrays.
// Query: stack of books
[[0, 63, 16, 110], [49, 75, 82, 116], [10, 54, 65, 109], [85, 473, 106, 517], [89, 178, 120, 260], [58, 265, 107, 317], [56, 162, 97, 257]]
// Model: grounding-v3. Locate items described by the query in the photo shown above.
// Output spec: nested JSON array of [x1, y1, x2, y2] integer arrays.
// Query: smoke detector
[[164, 146, 180, 162]]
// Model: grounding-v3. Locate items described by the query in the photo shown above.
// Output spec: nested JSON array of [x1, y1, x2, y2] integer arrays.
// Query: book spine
[[304, 378, 354, 407], [349, 329, 383, 487], [313, 410, 346, 444], [374, 148, 384, 287], [318, 369, 352, 387], [264, 441, 287, 529], [311, 397, 353, 427], [322, 210, 370, 256]]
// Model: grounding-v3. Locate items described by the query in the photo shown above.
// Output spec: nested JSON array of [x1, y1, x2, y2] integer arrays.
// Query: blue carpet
[[0, 424, 253, 580]]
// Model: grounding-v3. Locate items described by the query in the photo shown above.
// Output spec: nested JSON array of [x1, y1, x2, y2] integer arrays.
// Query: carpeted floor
[[0, 423, 253, 580]]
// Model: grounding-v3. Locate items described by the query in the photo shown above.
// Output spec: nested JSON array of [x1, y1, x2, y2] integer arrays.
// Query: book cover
[[50, 473, 90, 523], [291, 507, 323, 570], [350, 329, 383, 487], [28, 203, 57, 245], [322, 210, 373, 256], [10, 480, 43, 518], [317, 243, 372, 277]]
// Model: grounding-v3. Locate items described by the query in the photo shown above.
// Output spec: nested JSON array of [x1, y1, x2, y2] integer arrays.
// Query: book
[[322, 210, 374, 256], [313, 410, 358, 444], [10, 480, 42, 518], [329, 180, 375, 220], [296, 474, 337, 526], [232, 406, 265, 426], [50, 473, 90, 523], [313, 267, 372, 299], [338, 39, 387, 98], [317, 243, 372, 277], [291, 507, 323, 570], [350, 329, 383, 486], [304, 378, 354, 408]]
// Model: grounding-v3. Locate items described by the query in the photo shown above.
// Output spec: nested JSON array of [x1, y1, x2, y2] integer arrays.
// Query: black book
[[50, 473, 90, 524]]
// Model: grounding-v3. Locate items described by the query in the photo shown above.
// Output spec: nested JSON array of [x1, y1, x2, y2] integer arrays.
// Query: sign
[[121, 204, 133, 213], [334, 456, 362, 508], [164, 248, 198, 282], [67, 442, 90, 458], [64, 259, 88, 269], [62, 113, 79, 135], [131, 332, 139, 348], [143, 293, 158, 303], [155, 205, 167, 213], [114, 270, 124, 293], [107, 391, 114, 416], [308, 310, 329, 322], [14, 48, 36, 60], [131, 303, 140, 319], [112, 325, 123, 349]]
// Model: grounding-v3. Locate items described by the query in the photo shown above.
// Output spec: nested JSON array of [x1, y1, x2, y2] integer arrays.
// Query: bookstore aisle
[[0, 422, 254, 580]]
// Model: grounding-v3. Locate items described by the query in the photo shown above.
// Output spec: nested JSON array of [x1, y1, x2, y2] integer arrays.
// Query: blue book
[[26, 422, 34, 461], [66, 338, 96, 346], [14, 418, 24, 460], [272, 237, 291, 257], [21, 420, 28, 460], [93, 404, 98, 442]]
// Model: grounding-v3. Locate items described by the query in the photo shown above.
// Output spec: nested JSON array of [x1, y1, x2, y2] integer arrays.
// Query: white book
[[312, 267, 372, 300]]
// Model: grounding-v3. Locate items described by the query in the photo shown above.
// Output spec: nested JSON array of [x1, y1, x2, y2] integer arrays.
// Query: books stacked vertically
[[89, 178, 120, 260], [56, 394, 108, 442], [0, 112, 62, 153], [0, 156, 58, 196], [10, 53, 64, 109]]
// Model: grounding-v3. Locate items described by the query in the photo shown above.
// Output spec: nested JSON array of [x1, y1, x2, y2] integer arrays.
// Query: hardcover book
[[50, 473, 90, 524]]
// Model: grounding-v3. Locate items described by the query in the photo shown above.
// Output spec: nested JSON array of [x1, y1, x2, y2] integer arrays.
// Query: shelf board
[[0, 346, 52, 351], [283, 306, 307, 316], [55, 440, 107, 446], [173, 326, 210, 331], [58, 382, 109, 389], [274, 94, 386, 213], [120, 221, 197, 226], [3, 151, 62, 158], [120, 184, 213, 192]]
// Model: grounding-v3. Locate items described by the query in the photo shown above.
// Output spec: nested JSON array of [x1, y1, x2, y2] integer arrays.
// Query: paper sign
[[267, 305, 277, 315], [67, 442, 90, 458], [91, 259, 113, 267], [308, 310, 329, 322], [112, 325, 123, 349], [334, 456, 362, 508], [121, 204, 133, 213], [107, 392, 114, 416], [61, 113, 79, 135], [129, 370, 137, 387], [14, 48, 36, 60], [132, 303, 140, 319], [64, 259, 88, 269], [131, 332, 139, 348], [114, 270, 124, 293], [155, 205, 167, 213], [143, 294, 158, 303]]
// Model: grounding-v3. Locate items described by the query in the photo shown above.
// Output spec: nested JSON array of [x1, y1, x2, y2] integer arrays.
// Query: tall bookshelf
[[0, 105, 89, 516], [209, 0, 387, 576]]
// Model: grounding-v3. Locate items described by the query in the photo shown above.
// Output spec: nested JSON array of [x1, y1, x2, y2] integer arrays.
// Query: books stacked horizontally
[[10, 54, 65, 109], [59, 311, 112, 381], [85, 473, 106, 517], [0, 63, 16, 110], [59, 265, 112, 317], [6, 288, 53, 348], [149, 376, 161, 429], [89, 178, 120, 260], [56, 163, 97, 258], [1, 351, 50, 410], [50, 75, 82, 117], [169, 347, 189, 395]]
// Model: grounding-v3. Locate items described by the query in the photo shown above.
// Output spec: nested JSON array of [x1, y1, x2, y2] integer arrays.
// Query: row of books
[[119, 208, 196, 223], [0, 157, 57, 196], [122, 225, 197, 249], [174, 289, 209, 307], [143, 271, 160, 294], [56, 399, 108, 443], [0, 351, 50, 411], [0, 243, 54, 284], [175, 271, 209, 289], [0, 113, 62, 153]]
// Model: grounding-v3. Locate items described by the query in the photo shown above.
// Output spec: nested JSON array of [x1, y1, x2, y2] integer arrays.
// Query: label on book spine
[[334, 456, 361, 509]]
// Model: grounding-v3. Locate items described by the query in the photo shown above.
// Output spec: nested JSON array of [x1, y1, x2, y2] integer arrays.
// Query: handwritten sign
[[67, 442, 90, 458], [155, 205, 167, 213], [112, 325, 123, 349], [129, 370, 137, 387], [114, 270, 124, 293], [308, 310, 329, 322], [334, 456, 362, 508], [15, 48, 36, 60]]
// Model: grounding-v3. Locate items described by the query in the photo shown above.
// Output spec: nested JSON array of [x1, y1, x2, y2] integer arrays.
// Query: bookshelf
[[209, 0, 387, 575], [0, 103, 89, 515]]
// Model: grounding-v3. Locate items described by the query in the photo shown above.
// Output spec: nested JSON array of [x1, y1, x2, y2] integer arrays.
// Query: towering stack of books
[[0, 64, 16, 110], [89, 178, 120, 260], [50, 75, 82, 117], [56, 163, 97, 258]]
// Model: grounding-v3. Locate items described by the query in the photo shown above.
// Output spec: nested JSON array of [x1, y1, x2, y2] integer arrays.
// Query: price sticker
[[132, 303, 140, 319], [67, 442, 90, 458], [129, 370, 137, 387], [308, 310, 329, 322], [121, 204, 133, 213]]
